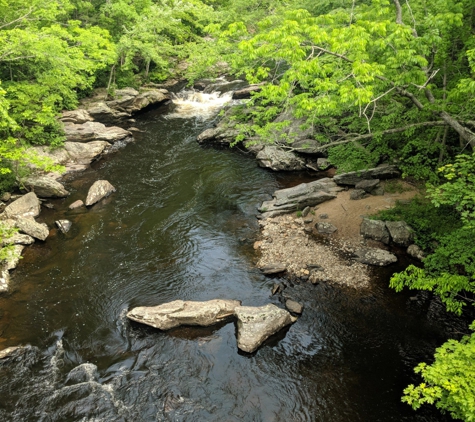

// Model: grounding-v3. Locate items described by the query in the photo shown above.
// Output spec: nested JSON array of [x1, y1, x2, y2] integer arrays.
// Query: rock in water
[[354, 247, 397, 266], [127, 299, 241, 330], [69, 200, 84, 210], [24, 175, 69, 198], [235, 304, 296, 353], [55, 220, 72, 233], [0, 268, 10, 294], [15, 217, 49, 241], [285, 300, 304, 315], [85, 180, 116, 206], [3, 192, 41, 219]]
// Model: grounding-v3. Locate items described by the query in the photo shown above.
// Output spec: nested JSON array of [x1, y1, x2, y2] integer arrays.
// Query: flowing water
[[0, 93, 462, 421]]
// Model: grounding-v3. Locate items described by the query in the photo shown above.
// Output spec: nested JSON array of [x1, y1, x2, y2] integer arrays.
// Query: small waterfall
[[165, 90, 234, 120]]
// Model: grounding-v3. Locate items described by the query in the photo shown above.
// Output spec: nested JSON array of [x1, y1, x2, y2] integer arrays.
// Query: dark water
[[0, 100, 460, 421]]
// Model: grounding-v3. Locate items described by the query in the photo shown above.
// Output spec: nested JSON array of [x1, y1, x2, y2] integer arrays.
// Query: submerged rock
[[3, 192, 41, 219], [354, 247, 397, 266], [0, 346, 26, 359], [24, 175, 69, 198], [235, 304, 296, 353], [69, 200, 84, 210], [85, 180, 116, 206], [127, 299, 241, 330]]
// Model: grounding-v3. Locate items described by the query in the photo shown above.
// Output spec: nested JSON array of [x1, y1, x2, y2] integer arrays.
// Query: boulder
[[333, 165, 400, 186], [354, 247, 397, 266], [5, 245, 25, 270], [85, 180, 116, 206], [0, 268, 10, 294], [256, 145, 306, 171], [196, 126, 238, 146], [24, 175, 69, 198], [127, 299, 241, 330], [64, 121, 131, 143], [385, 221, 414, 246], [350, 189, 368, 200], [360, 218, 390, 244], [232, 85, 262, 99], [259, 178, 337, 216], [317, 158, 331, 170], [235, 304, 296, 353], [69, 200, 84, 210], [407, 244, 425, 261], [355, 179, 380, 193], [316, 222, 338, 234], [55, 220, 72, 233], [16, 217, 49, 241], [285, 299, 304, 315], [259, 264, 287, 275], [60, 109, 94, 124], [87, 102, 129, 123], [3, 192, 41, 219], [291, 139, 322, 154], [2, 233, 35, 246], [0, 346, 25, 359], [64, 141, 111, 165]]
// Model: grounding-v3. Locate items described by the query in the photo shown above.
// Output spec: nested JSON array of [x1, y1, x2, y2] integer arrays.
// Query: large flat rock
[[15, 217, 49, 241], [127, 299, 241, 330], [259, 178, 338, 216], [24, 175, 69, 198], [64, 121, 131, 143], [333, 165, 400, 186], [354, 247, 397, 266], [235, 304, 296, 353]]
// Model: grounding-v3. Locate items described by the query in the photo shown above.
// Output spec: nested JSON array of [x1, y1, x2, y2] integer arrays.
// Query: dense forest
[[1, 0, 474, 420]]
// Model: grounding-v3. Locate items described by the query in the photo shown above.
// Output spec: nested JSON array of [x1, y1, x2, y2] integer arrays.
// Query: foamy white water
[[165, 90, 233, 119]]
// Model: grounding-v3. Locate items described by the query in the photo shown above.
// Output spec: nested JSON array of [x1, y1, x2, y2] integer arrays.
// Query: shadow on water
[[0, 94, 466, 421]]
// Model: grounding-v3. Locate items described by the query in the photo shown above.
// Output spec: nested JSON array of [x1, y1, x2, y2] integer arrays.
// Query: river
[[0, 93, 458, 421]]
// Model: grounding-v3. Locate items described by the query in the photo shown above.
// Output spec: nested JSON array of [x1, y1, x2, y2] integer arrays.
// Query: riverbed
[[0, 98, 459, 421]]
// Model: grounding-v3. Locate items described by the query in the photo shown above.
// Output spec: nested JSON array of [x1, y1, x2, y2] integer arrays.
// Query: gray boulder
[[291, 139, 322, 154], [235, 304, 296, 353], [16, 217, 49, 241], [196, 126, 238, 146], [259, 264, 287, 275], [4, 245, 25, 270], [85, 180, 116, 206], [24, 175, 69, 198], [355, 179, 380, 193], [87, 102, 129, 123], [256, 145, 306, 171], [360, 218, 390, 244], [350, 189, 368, 200], [354, 247, 397, 266], [60, 109, 94, 124], [385, 221, 414, 246], [64, 141, 111, 165], [127, 299, 241, 330], [69, 200, 84, 210], [317, 158, 331, 170], [2, 233, 35, 246], [55, 220, 72, 233], [259, 178, 337, 216], [407, 244, 425, 260], [333, 165, 400, 186], [64, 121, 131, 143], [285, 300, 304, 315], [316, 222, 338, 234], [0, 268, 10, 294], [232, 85, 262, 99], [3, 192, 41, 219]]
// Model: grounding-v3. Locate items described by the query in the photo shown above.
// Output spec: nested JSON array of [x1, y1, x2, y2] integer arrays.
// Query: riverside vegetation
[[1, 0, 475, 420]]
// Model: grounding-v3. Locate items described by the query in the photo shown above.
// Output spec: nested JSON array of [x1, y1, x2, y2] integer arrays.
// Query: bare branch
[[393, 0, 403, 24]]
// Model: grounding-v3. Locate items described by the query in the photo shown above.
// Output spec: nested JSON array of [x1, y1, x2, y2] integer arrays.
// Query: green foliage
[[374, 196, 461, 250], [0, 222, 19, 263], [402, 322, 475, 421], [428, 153, 475, 227]]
